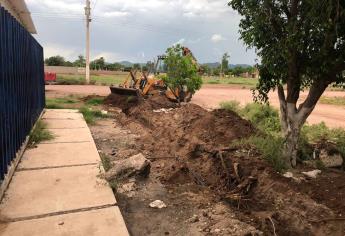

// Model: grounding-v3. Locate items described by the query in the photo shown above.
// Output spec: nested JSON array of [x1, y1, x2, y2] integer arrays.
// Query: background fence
[[0, 5, 45, 181]]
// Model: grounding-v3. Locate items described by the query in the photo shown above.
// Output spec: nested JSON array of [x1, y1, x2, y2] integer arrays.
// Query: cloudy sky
[[27, 0, 257, 64]]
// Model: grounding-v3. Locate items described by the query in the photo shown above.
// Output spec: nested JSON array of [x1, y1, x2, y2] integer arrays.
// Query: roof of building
[[2, 0, 36, 34]]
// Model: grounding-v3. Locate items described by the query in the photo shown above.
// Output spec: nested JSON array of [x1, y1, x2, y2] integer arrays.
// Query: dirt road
[[46, 85, 345, 128]]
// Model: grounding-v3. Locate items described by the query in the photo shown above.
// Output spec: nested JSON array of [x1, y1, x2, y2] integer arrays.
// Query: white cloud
[[43, 44, 78, 60], [174, 38, 186, 45], [211, 34, 226, 43], [103, 11, 129, 18]]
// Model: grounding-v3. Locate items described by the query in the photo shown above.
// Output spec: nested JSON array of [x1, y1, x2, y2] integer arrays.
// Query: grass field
[[56, 74, 128, 86], [57, 73, 258, 88], [202, 76, 258, 88], [319, 96, 345, 106]]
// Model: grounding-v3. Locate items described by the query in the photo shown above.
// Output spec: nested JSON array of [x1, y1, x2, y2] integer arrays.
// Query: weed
[[28, 121, 54, 147], [85, 97, 104, 106], [100, 153, 112, 171], [220, 100, 241, 113], [46, 96, 79, 109], [249, 135, 286, 172], [79, 106, 108, 124]]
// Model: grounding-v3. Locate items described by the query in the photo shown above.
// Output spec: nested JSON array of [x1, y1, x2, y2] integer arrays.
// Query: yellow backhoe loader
[[109, 47, 199, 103]]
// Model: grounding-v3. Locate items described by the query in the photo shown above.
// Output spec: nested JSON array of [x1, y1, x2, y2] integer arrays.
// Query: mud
[[93, 95, 345, 235]]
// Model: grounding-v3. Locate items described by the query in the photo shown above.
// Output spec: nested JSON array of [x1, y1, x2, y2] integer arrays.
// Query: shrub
[[249, 136, 286, 172], [220, 100, 241, 113], [241, 103, 281, 133]]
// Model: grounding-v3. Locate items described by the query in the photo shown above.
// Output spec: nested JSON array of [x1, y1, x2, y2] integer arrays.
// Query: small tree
[[45, 55, 65, 66], [74, 55, 85, 67], [163, 44, 203, 102], [221, 53, 230, 75], [229, 0, 345, 167]]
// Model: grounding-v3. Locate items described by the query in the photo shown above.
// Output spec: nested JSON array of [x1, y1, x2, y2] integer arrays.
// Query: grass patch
[[28, 121, 54, 147], [56, 74, 127, 86], [85, 97, 104, 106], [222, 100, 345, 171], [203, 76, 258, 88], [46, 96, 79, 109], [100, 153, 113, 172], [79, 106, 108, 124], [220, 100, 241, 113], [319, 96, 345, 106]]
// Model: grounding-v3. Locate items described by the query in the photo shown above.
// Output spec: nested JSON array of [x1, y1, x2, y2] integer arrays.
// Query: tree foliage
[[45, 55, 66, 66], [229, 0, 345, 167], [221, 53, 230, 73], [162, 44, 203, 101]]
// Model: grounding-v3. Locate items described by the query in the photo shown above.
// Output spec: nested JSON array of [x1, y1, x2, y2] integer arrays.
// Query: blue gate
[[0, 5, 45, 181]]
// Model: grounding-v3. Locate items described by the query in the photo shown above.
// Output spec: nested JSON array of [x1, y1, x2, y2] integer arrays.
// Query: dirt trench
[[91, 94, 345, 236]]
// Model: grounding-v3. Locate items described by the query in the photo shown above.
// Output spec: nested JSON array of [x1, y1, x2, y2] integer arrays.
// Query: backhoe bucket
[[110, 86, 140, 97]]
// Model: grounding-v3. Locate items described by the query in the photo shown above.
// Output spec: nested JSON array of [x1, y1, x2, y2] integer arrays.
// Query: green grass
[[28, 121, 54, 147], [100, 153, 113, 172], [202, 76, 258, 88], [221, 100, 345, 171], [319, 96, 345, 106], [46, 96, 79, 109], [79, 106, 108, 124], [85, 97, 104, 106], [56, 74, 128, 86]]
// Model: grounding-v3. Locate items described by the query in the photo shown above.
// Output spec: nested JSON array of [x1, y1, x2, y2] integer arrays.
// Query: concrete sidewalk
[[0, 109, 129, 236]]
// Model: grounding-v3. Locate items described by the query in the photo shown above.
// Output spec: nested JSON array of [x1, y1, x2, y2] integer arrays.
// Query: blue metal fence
[[0, 5, 45, 181]]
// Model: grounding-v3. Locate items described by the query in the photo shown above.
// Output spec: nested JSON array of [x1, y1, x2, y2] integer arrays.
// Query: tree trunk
[[282, 117, 301, 168]]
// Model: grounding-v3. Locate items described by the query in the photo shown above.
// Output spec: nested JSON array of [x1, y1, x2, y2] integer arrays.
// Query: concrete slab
[[43, 112, 83, 120], [0, 165, 116, 219], [0, 207, 129, 236], [42, 128, 93, 143], [45, 109, 79, 113], [19, 142, 99, 169], [44, 119, 87, 129]]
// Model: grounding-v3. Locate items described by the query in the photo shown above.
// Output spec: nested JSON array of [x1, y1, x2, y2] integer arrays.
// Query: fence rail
[[0, 5, 45, 181]]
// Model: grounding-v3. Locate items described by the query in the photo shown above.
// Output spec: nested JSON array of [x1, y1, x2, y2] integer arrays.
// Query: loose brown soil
[[89, 94, 345, 236]]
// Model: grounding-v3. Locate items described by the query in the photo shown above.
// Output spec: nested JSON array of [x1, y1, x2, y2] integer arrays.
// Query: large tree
[[229, 0, 345, 167]]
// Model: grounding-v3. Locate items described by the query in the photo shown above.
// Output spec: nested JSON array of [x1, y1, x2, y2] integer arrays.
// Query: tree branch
[[278, 85, 288, 132]]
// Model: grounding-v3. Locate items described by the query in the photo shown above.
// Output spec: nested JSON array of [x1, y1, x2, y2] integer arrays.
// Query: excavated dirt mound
[[104, 93, 178, 113], [106, 96, 345, 235]]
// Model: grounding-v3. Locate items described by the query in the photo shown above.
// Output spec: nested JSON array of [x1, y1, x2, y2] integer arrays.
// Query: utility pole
[[85, 0, 91, 84]]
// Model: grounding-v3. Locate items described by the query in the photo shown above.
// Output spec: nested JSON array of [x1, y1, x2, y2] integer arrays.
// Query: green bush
[[302, 122, 345, 158], [249, 135, 286, 172]]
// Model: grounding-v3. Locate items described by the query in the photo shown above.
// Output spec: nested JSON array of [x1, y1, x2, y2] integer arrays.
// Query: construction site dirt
[[89, 94, 345, 236]]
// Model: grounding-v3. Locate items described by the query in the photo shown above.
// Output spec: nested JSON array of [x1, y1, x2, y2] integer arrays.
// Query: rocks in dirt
[[153, 108, 174, 113], [187, 214, 199, 223], [149, 200, 167, 209], [117, 180, 137, 197], [105, 153, 151, 181], [302, 169, 322, 179], [319, 150, 343, 168], [101, 110, 108, 115], [283, 171, 304, 183]]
